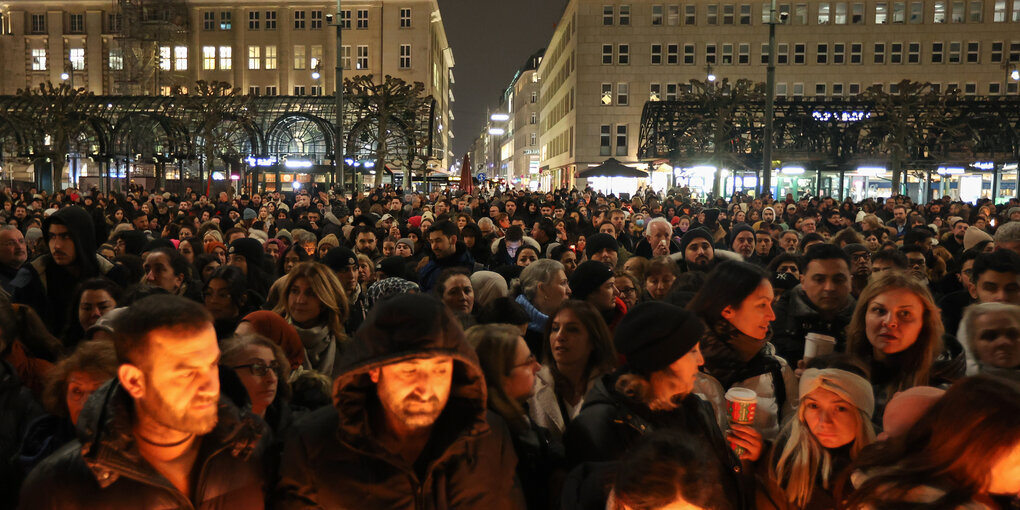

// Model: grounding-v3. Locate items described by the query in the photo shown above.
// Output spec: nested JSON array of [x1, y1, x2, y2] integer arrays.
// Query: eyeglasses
[[616, 285, 637, 295], [851, 253, 871, 261], [233, 360, 280, 377], [513, 354, 537, 369]]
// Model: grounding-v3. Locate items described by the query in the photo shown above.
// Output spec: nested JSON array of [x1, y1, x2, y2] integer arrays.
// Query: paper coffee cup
[[803, 333, 837, 361], [724, 387, 757, 425]]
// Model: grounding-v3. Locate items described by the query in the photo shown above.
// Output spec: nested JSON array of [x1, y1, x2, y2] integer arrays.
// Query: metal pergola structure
[[0, 93, 437, 193], [638, 96, 1020, 200]]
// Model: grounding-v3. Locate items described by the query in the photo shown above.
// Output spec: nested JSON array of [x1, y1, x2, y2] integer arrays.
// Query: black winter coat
[[563, 372, 754, 510], [19, 380, 271, 509], [0, 360, 44, 505], [771, 285, 856, 366], [275, 297, 523, 510]]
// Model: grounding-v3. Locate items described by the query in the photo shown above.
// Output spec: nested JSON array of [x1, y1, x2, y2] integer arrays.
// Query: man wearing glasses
[[843, 244, 872, 299]]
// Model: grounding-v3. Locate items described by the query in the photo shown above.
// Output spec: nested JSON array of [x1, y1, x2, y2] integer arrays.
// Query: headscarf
[[470, 271, 508, 309], [799, 368, 875, 418], [366, 278, 420, 308]]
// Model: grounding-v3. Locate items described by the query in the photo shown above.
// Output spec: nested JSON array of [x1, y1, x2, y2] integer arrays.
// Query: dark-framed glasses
[[233, 360, 281, 377]]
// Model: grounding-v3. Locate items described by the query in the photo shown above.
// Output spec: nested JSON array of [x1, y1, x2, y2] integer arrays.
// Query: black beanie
[[680, 227, 714, 254], [228, 238, 264, 265], [569, 261, 615, 301], [614, 301, 705, 375], [585, 233, 619, 259], [728, 223, 754, 249], [321, 246, 357, 271]]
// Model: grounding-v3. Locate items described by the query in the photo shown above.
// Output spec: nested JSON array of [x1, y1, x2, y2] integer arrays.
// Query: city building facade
[[0, 0, 455, 186], [534, 0, 1020, 195]]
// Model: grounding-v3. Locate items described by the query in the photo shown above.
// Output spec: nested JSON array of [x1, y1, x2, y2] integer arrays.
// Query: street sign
[[476, 172, 487, 181]]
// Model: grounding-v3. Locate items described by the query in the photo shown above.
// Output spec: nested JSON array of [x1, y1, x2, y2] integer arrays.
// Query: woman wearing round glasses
[[221, 334, 291, 428]]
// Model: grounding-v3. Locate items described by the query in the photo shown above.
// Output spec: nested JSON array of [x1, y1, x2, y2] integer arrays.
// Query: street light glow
[[60, 72, 70, 81], [490, 113, 510, 122], [311, 71, 321, 80], [707, 73, 716, 82], [488, 127, 506, 136], [1012, 69, 1020, 81]]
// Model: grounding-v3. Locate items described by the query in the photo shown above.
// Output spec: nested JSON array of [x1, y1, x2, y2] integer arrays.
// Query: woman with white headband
[[758, 365, 877, 510]]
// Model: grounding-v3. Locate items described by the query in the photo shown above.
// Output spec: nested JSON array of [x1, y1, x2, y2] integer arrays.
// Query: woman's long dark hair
[[686, 260, 768, 328], [62, 278, 123, 349], [542, 300, 618, 401], [275, 243, 311, 277], [843, 376, 1020, 509]]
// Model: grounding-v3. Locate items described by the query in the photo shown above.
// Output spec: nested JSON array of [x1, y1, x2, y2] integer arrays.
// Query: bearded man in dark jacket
[[11, 206, 127, 336], [419, 220, 478, 292], [19, 295, 270, 509], [275, 293, 523, 509]]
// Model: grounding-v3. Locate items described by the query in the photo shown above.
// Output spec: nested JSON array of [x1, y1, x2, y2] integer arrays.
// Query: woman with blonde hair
[[760, 362, 877, 509], [272, 261, 349, 377], [845, 270, 956, 420]]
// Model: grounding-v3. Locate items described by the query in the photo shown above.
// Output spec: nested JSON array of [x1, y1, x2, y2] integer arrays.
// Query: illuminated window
[[875, 2, 888, 23], [293, 45, 306, 69], [248, 46, 261, 69], [818, 2, 830, 23], [219, 46, 232, 69], [159, 46, 171, 70], [174, 46, 187, 70], [202, 46, 216, 70], [933, 1, 946, 22], [220, 11, 231, 30], [109, 48, 123, 70], [341, 45, 351, 69], [31, 48, 47, 70], [265, 46, 277, 69], [69, 48, 85, 70]]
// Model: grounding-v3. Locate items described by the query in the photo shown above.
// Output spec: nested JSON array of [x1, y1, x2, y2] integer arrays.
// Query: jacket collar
[[76, 379, 265, 489]]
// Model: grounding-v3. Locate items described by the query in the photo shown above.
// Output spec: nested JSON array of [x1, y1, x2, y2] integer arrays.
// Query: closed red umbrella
[[459, 154, 474, 194]]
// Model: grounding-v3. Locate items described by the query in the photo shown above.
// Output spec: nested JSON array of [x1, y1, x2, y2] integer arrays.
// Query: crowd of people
[[0, 182, 1018, 509]]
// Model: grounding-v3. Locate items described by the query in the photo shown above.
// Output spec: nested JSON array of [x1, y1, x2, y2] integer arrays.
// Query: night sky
[[438, 0, 567, 158]]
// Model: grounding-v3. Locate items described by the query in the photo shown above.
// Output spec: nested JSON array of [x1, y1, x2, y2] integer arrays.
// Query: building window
[[220, 11, 232, 30], [933, 1, 947, 22], [651, 44, 662, 64], [294, 86, 306, 95], [776, 83, 787, 98], [400, 8, 411, 27], [265, 46, 277, 69], [992, 42, 1003, 62], [248, 46, 261, 69], [1014, 0, 1020, 21], [852, 2, 865, 23], [931, 42, 944, 63], [310, 45, 322, 68], [850, 43, 862, 63], [202, 46, 216, 69], [174, 46, 187, 70], [666, 83, 678, 100], [531, 91, 537, 103], [109, 48, 122, 70], [1011, 41, 1020, 63], [203, 12, 215, 30], [602, 44, 613, 64], [249, 11, 259, 30], [964, 82, 977, 95], [31, 48, 47, 70], [668, 5, 680, 24], [794, 3, 808, 23], [683, 44, 694, 64], [311, 86, 322, 96], [740, 4, 752, 24], [601, 83, 613, 105], [966, 41, 979, 63], [615, 125, 627, 156], [834, 2, 847, 23], [357, 9, 369, 28], [707, 4, 718, 24], [777, 43, 789, 64], [989, 83, 1002, 95], [907, 42, 920, 63], [249, 86, 260, 96], [619, 5, 630, 25], [293, 45, 306, 69], [603, 5, 614, 25], [530, 112, 537, 124], [617, 44, 629, 64], [265, 11, 277, 29], [668, 44, 681, 64], [817, 43, 828, 63], [617, 83, 629, 105], [875, 2, 888, 23], [108, 14, 122, 32], [909, 1, 922, 22], [833, 43, 845, 63], [761, 43, 770, 64], [833, 83, 844, 95], [650, 83, 661, 101], [849, 83, 861, 95], [723, 4, 735, 24], [265, 86, 277, 96], [948, 41, 961, 63], [685, 4, 697, 24], [399, 44, 411, 68], [968, 0, 982, 21], [815, 83, 827, 97], [341, 45, 351, 70], [69, 14, 84, 33], [818, 2, 830, 23], [890, 43, 902, 63], [951, 1, 964, 22], [874, 42, 886, 63], [738, 43, 750, 64], [600, 125, 611, 156], [793, 43, 805, 64], [530, 133, 537, 146], [311, 10, 322, 29], [793, 82, 804, 96], [294, 10, 305, 29], [652, 5, 664, 24], [219, 46, 232, 69], [706, 44, 717, 64], [892, 1, 905, 22], [69, 48, 85, 70], [339, 10, 351, 29], [356, 45, 368, 69]]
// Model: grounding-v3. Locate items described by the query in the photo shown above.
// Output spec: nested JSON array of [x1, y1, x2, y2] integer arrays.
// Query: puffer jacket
[[275, 294, 522, 510], [563, 371, 754, 510], [700, 320, 798, 441], [18, 380, 270, 509], [771, 285, 856, 366]]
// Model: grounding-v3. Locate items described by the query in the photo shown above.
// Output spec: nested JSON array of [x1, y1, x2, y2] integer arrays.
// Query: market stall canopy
[[576, 158, 648, 178]]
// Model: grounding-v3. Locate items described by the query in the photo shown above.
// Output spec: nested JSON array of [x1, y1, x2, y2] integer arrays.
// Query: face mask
[[636, 219, 645, 227]]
